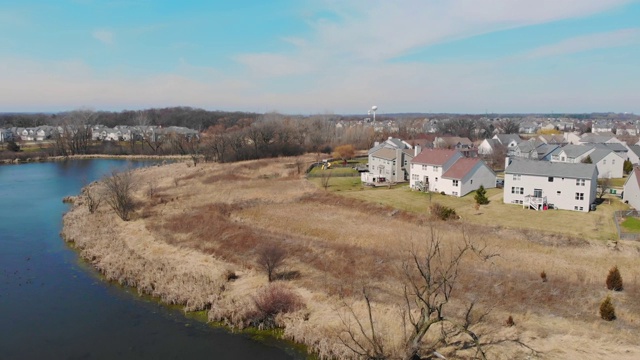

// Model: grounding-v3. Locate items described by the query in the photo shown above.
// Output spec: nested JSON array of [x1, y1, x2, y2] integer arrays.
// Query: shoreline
[[1, 153, 191, 165], [60, 159, 640, 360]]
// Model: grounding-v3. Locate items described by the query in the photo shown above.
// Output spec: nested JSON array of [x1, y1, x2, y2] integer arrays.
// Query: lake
[[0, 159, 305, 360]]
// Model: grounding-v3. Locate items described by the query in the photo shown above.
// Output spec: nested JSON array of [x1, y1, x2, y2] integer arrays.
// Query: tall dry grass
[[62, 156, 640, 360]]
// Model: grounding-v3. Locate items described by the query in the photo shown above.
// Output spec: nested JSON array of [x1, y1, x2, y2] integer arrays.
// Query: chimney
[[414, 145, 422, 156], [505, 156, 511, 170]]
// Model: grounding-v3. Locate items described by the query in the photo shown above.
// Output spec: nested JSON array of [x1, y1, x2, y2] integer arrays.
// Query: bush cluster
[[599, 296, 616, 321], [430, 203, 458, 221], [605, 266, 623, 291], [248, 284, 304, 329]]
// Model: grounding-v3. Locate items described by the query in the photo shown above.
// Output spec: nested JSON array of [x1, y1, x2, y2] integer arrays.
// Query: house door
[[533, 189, 542, 198]]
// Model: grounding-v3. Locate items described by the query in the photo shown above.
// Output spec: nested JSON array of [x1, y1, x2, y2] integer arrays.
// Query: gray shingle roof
[[628, 145, 640, 158], [505, 158, 597, 179], [587, 148, 614, 164], [553, 144, 593, 158]]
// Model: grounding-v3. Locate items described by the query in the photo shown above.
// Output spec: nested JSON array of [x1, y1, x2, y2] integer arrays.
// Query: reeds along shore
[[62, 157, 640, 360], [1, 153, 192, 165]]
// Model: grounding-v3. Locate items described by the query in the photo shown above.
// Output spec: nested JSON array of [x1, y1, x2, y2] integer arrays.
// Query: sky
[[0, 0, 639, 114]]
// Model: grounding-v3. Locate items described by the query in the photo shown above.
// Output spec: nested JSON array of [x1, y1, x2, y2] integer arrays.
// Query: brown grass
[[62, 155, 640, 360]]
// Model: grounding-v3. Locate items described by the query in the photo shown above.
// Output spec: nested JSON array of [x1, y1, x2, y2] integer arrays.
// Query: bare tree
[[53, 109, 96, 156], [257, 244, 287, 282], [320, 170, 332, 190], [102, 169, 137, 221], [496, 118, 521, 134], [83, 184, 102, 214], [597, 177, 612, 200], [337, 226, 530, 360]]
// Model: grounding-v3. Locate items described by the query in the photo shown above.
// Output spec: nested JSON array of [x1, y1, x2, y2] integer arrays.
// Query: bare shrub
[[146, 180, 158, 199], [85, 187, 102, 214], [320, 170, 332, 190], [506, 315, 515, 327], [599, 296, 616, 321], [249, 283, 304, 328], [540, 270, 547, 283], [606, 265, 623, 291], [257, 243, 287, 282], [102, 169, 137, 221]]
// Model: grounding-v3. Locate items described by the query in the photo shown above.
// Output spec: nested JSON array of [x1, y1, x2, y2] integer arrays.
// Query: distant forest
[[0, 107, 261, 130]]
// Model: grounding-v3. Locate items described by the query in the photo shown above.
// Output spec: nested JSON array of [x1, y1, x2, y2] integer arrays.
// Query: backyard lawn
[[621, 217, 640, 233], [310, 176, 629, 241]]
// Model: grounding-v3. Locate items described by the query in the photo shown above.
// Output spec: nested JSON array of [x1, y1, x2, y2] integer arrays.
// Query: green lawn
[[621, 217, 640, 232], [308, 177, 629, 240]]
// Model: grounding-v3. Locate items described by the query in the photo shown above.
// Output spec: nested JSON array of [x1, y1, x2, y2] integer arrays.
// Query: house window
[[603, 159, 606, 165], [557, 191, 561, 195], [470, 180, 473, 184], [422, 165, 427, 170], [435, 177, 438, 182], [576, 179, 585, 186], [433, 166, 439, 171], [612, 159, 615, 165], [548, 177, 554, 182], [452, 191, 458, 196], [511, 187, 524, 194], [513, 174, 521, 180], [574, 206, 579, 210], [452, 180, 459, 187], [561, 156, 565, 161], [579, 207, 583, 211], [575, 193, 584, 200]]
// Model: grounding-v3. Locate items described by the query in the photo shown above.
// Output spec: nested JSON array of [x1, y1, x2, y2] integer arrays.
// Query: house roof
[[552, 144, 593, 158], [370, 148, 398, 161], [628, 145, 640, 158], [436, 136, 472, 147], [442, 158, 481, 180], [385, 137, 410, 149], [580, 134, 614, 143], [587, 148, 616, 164], [505, 158, 597, 179], [494, 134, 521, 145], [596, 143, 628, 152], [411, 148, 460, 166], [536, 144, 559, 159], [516, 140, 536, 153], [624, 167, 640, 190]]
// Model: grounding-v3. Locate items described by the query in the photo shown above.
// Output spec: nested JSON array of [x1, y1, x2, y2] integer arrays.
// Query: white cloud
[[92, 29, 115, 45], [523, 28, 640, 59]]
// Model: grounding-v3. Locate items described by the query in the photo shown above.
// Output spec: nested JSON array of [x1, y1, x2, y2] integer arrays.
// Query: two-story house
[[410, 149, 495, 197], [364, 137, 414, 183], [504, 158, 598, 212], [550, 145, 623, 178]]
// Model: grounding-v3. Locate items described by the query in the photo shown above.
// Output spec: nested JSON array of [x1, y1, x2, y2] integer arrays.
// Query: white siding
[[595, 152, 624, 178], [623, 171, 640, 210], [503, 172, 597, 212]]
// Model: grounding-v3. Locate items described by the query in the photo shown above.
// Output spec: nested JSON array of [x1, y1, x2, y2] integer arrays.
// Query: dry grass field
[[62, 156, 640, 360]]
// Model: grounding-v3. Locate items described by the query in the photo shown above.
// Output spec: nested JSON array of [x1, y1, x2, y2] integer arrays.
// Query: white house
[[478, 138, 500, 155], [410, 149, 495, 197], [627, 145, 640, 165], [504, 158, 598, 212], [623, 167, 640, 210], [550, 145, 623, 178]]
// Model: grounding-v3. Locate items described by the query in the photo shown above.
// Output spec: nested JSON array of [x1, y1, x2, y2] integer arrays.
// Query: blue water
[[0, 160, 304, 360]]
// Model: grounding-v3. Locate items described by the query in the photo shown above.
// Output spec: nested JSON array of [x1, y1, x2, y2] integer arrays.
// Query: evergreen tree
[[7, 139, 20, 152], [581, 155, 592, 164], [623, 159, 633, 175], [606, 265, 623, 291], [474, 185, 489, 205]]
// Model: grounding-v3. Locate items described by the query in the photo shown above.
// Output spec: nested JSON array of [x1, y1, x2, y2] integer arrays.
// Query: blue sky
[[1, 0, 639, 114]]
